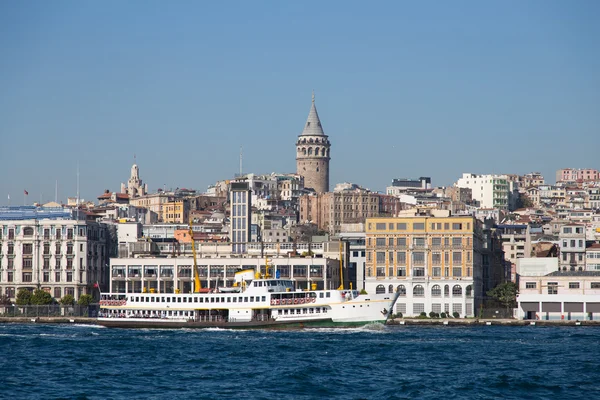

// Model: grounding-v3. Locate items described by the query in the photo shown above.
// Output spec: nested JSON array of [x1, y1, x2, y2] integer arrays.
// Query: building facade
[[0, 207, 110, 301], [296, 92, 330, 193], [559, 224, 587, 271], [456, 173, 509, 209], [230, 182, 251, 254], [365, 213, 486, 317], [556, 168, 600, 183]]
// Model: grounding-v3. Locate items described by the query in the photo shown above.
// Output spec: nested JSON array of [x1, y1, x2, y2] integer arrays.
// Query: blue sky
[[1, 1, 599, 205]]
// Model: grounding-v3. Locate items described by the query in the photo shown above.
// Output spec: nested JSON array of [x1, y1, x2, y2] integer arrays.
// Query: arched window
[[466, 285, 473, 298], [431, 285, 441, 297], [23, 227, 34, 236], [309, 138, 314, 143], [302, 148, 307, 156], [302, 138, 307, 144], [452, 285, 462, 297], [308, 147, 313, 156], [444, 285, 450, 297], [315, 148, 320, 156], [397, 285, 406, 296], [413, 285, 424, 297], [388, 284, 394, 294], [375, 284, 385, 294]]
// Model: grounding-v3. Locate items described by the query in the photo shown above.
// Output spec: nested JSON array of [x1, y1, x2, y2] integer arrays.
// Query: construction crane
[[189, 218, 201, 293], [337, 240, 344, 290]]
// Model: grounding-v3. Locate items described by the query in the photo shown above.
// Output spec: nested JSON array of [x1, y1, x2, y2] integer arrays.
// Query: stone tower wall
[[297, 157, 329, 193]]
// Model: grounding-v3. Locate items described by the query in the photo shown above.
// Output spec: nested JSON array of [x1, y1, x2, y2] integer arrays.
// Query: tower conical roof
[[300, 92, 325, 136]]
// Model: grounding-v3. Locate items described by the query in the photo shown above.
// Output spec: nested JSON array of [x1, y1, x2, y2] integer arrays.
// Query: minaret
[[296, 91, 331, 193]]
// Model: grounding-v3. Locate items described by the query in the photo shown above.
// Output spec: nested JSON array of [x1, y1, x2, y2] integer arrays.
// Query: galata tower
[[296, 92, 330, 193]]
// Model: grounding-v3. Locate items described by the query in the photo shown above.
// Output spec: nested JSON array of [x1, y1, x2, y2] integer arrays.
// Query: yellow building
[[365, 211, 484, 317], [161, 200, 190, 224]]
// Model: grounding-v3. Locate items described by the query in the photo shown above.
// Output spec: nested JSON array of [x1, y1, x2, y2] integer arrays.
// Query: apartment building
[[0, 206, 110, 301], [559, 224, 586, 271], [455, 173, 509, 209], [556, 168, 600, 183], [161, 199, 190, 224], [365, 212, 485, 317]]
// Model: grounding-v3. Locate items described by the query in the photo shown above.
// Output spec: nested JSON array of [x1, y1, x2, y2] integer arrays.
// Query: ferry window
[[278, 310, 282, 315], [189, 297, 192, 302], [210, 298, 214, 303], [227, 297, 231, 302], [221, 297, 225, 302], [303, 309, 307, 314], [177, 298, 181, 303], [244, 297, 248, 302], [162, 297, 165, 302], [233, 297, 237, 302], [316, 308, 320, 313], [323, 308, 327, 313], [326, 292, 330, 298], [216, 297, 220, 303], [284, 310, 289, 315], [183, 297, 187, 303], [168, 311, 172, 316], [320, 293, 324, 298], [309, 308, 314, 313], [262, 296, 266, 302], [250, 296, 254, 302], [199, 298, 203, 303], [194, 297, 198, 303], [254, 282, 258, 287], [135, 297, 139, 302]]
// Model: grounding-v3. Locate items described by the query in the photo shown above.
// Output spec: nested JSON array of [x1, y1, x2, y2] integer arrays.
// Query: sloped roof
[[300, 92, 325, 136]]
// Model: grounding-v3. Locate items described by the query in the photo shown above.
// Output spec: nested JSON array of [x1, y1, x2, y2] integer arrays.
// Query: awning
[[520, 302, 539, 312]]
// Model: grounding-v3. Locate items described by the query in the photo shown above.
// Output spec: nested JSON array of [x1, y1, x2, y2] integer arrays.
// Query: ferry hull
[[96, 317, 385, 330]]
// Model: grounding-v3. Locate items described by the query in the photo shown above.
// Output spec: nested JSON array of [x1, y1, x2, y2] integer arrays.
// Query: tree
[[30, 289, 53, 305], [15, 289, 32, 306], [78, 294, 94, 307], [487, 281, 518, 311], [60, 294, 75, 306], [0, 294, 12, 305], [516, 193, 534, 209]]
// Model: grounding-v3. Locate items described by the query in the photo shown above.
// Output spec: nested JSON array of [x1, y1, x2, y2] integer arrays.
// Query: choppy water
[[1, 323, 599, 399]]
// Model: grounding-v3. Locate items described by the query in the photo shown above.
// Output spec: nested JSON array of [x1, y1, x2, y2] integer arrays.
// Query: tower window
[[307, 122, 310, 126], [317, 167, 319, 172]]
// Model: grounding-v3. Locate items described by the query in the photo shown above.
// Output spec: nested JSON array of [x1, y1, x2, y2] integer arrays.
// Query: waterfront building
[[161, 199, 190, 224], [365, 211, 488, 317], [455, 173, 509, 209], [109, 255, 340, 294], [516, 257, 600, 320], [0, 206, 110, 301], [339, 224, 366, 291], [296, 92, 330, 193], [130, 192, 175, 222], [496, 224, 532, 265]]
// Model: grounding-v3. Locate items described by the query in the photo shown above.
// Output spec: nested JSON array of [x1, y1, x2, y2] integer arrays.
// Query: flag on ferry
[[24, 190, 28, 195]]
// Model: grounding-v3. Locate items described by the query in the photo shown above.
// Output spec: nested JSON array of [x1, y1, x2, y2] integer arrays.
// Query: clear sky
[[1, 1, 598, 205]]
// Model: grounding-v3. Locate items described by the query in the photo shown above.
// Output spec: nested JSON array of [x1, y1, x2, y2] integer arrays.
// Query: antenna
[[55, 180, 58, 203], [239, 146, 243, 176], [76, 161, 80, 220]]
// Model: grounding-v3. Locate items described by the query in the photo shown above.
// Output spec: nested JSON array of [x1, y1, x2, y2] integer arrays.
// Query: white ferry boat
[[97, 269, 399, 329]]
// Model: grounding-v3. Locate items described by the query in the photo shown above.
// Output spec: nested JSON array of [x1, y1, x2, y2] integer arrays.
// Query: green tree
[[60, 294, 75, 306], [487, 281, 518, 311], [30, 289, 53, 305], [15, 289, 32, 306], [78, 294, 94, 306]]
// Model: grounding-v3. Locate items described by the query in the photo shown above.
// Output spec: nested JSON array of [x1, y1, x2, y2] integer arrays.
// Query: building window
[[23, 243, 33, 254], [413, 285, 424, 297], [432, 237, 441, 247], [397, 237, 406, 247], [432, 252, 441, 265], [569, 282, 580, 289], [396, 252, 406, 265], [388, 238, 394, 246], [591, 283, 600, 289], [23, 227, 34, 236], [431, 285, 441, 297], [444, 285, 450, 297], [397, 285, 406, 296], [525, 282, 536, 289], [23, 258, 33, 269], [22, 272, 33, 282], [43, 272, 50, 282], [453, 252, 462, 264], [432, 267, 441, 277], [413, 303, 425, 314], [412, 252, 425, 265], [548, 282, 558, 295], [452, 223, 462, 230], [376, 284, 385, 294], [413, 237, 425, 247], [375, 223, 386, 230], [452, 267, 462, 277], [413, 223, 424, 230], [388, 252, 394, 262], [413, 267, 425, 277], [376, 252, 386, 264], [396, 223, 406, 230], [452, 285, 462, 297], [376, 238, 386, 247], [397, 267, 406, 277], [54, 288, 61, 298]]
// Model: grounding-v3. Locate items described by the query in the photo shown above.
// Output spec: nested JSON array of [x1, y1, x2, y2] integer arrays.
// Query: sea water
[[1, 323, 599, 400]]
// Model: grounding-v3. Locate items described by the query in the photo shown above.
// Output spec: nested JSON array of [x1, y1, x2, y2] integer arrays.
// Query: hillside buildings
[[456, 173, 510, 209]]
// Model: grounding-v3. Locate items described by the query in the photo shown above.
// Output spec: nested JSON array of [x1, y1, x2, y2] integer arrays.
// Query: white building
[[456, 173, 509, 209], [517, 257, 600, 320], [0, 206, 110, 301]]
